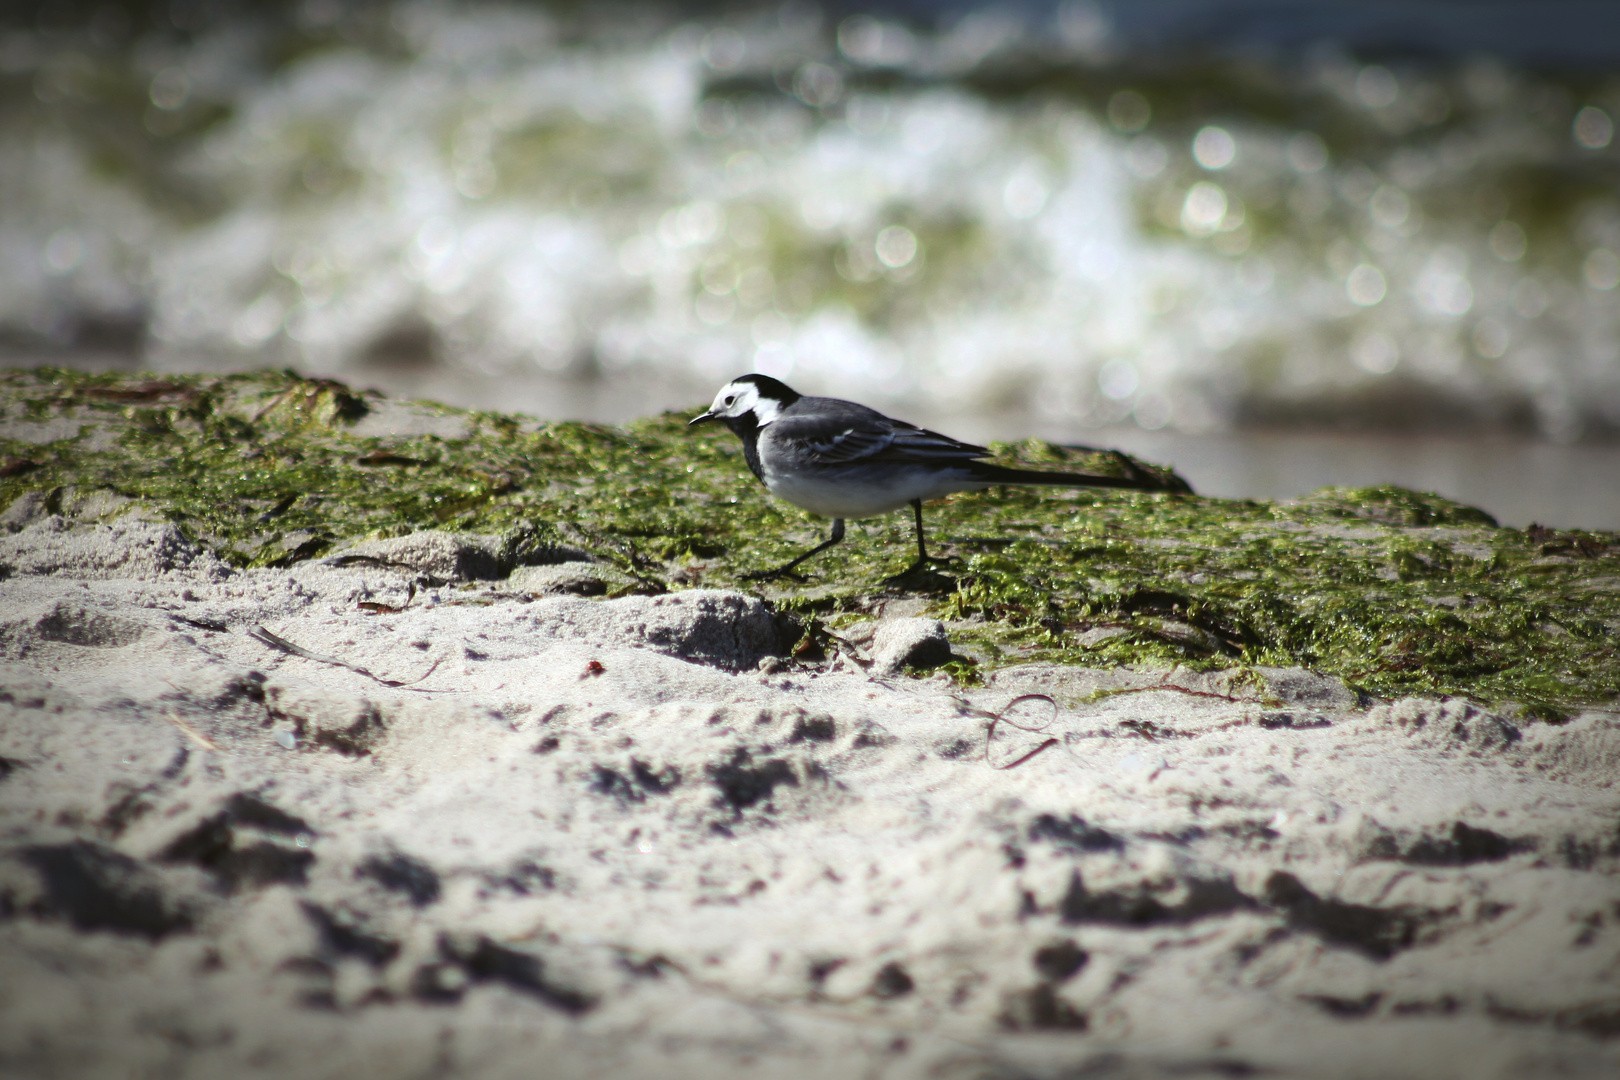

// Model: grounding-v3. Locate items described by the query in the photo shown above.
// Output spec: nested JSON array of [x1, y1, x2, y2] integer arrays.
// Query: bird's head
[[689, 374, 801, 430]]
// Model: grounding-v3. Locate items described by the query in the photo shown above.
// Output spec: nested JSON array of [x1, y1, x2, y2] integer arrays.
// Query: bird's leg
[[742, 518, 845, 581], [912, 498, 928, 563], [886, 499, 964, 583], [893, 499, 932, 577]]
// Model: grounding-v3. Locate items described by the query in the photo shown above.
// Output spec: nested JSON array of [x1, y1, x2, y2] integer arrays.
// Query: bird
[[688, 374, 1189, 580]]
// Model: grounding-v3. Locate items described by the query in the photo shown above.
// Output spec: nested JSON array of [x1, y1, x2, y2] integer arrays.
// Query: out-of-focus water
[[3, 2, 1618, 525]]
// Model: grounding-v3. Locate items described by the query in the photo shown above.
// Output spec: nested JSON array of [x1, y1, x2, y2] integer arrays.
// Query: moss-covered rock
[[3, 366, 1616, 715]]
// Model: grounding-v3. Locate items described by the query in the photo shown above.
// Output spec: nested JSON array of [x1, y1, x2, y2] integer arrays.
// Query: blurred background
[[3, 0, 1618, 526]]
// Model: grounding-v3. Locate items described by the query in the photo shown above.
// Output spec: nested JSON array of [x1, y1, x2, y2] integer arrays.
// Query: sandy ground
[[2, 515, 1619, 1080]]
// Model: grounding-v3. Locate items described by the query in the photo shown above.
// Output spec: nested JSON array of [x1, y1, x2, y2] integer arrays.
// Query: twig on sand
[[164, 708, 222, 752], [947, 693, 1060, 770], [1084, 668, 1279, 705], [358, 582, 417, 614], [248, 625, 443, 689]]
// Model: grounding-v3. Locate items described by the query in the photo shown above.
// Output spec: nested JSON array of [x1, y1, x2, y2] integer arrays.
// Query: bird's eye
[[724, 395, 735, 407]]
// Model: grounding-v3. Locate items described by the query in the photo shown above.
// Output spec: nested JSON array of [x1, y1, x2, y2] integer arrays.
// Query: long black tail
[[968, 458, 1192, 494]]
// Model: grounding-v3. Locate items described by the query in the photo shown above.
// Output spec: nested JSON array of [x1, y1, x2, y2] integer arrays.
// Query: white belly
[[762, 466, 988, 519]]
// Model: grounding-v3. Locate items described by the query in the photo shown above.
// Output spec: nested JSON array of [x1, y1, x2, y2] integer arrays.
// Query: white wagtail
[[689, 374, 1189, 580]]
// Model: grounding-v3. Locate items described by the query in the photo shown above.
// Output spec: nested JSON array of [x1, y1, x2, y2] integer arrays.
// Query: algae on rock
[[2, 367, 1616, 716]]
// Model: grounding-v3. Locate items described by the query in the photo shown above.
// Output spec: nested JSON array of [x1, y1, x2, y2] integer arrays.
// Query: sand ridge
[[1, 518, 1619, 1079]]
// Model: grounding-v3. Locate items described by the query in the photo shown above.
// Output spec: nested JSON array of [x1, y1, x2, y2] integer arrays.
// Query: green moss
[[3, 367, 1617, 716]]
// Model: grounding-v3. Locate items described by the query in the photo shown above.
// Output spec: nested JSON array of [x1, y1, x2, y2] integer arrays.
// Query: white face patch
[[708, 380, 781, 426]]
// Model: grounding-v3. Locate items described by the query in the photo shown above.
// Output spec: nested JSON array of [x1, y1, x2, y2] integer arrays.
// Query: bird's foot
[[880, 557, 957, 590]]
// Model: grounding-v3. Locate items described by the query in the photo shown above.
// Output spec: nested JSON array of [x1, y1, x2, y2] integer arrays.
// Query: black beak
[[689, 410, 717, 426]]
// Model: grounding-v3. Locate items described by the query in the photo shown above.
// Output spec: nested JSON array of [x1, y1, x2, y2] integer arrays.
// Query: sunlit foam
[[0, 4, 1616, 445]]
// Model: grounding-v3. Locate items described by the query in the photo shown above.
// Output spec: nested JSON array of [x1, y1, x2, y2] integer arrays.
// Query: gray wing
[[771, 398, 991, 468]]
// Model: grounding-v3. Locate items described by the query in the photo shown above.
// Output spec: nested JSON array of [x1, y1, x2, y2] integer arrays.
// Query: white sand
[[2, 516, 1618, 1079]]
